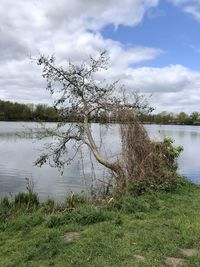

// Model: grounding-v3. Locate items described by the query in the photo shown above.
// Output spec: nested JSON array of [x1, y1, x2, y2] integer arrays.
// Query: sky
[[1, 0, 200, 113]]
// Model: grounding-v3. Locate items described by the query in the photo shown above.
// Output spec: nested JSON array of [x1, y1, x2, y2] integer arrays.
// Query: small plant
[[46, 215, 63, 228], [114, 215, 123, 226], [108, 196, 150, 214], [134, 212, 146, 220], [45, 205, 111, 228], [73, 205, 111, 225], [10, 213, 44, 231], [65, 192, 88, 209], [0, 196, 10, 208], [46, 198, 56, 207], [14, 192, 39, 207], [14, 178, 39, 207]]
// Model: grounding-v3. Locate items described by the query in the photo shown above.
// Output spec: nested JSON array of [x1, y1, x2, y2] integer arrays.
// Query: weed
[[46, 214, 64, 228], [0, 196, 10, 208], [114, 215, 123, 226], [108, 196, 151, 213], [1, 184, 200, 266], [73, 205, 112, 225], [14, 192, 39, 207], [65, 192, 88, 209]]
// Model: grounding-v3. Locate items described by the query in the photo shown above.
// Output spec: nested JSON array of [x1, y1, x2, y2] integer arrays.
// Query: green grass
[[1, 182, 200, 266]]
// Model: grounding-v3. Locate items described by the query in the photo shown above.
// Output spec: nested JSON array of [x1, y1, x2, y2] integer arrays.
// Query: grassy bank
[[1, 181, 200, 266]]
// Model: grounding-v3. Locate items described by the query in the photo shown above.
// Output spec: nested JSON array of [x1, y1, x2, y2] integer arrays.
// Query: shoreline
[[1, 181, 200, 266]]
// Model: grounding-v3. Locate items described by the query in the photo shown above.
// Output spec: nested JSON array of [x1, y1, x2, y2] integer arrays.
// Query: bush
[[14, 192, 39, 207], [119, 125, 184, 195], [146, 138, 184, 192]]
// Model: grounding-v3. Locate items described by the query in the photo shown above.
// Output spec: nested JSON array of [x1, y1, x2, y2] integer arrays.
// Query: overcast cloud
[[0, 0, 200, 112]]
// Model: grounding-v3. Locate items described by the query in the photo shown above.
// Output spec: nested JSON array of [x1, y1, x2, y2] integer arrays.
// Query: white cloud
[[42, 0, 159, 30], [170, 0, 200, 22], [98, 64, 200, 113], [184, 5, 200, 21], [0, 0, 161, 103], [125, 65, 200, 113], [126, 65, 198, 93], [0, 0, 200, 113]]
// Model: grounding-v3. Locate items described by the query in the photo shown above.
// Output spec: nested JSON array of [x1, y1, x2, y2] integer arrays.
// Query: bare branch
[[35, 50, 153, 191]]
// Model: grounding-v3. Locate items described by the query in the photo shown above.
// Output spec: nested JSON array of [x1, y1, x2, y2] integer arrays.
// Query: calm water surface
[[0, 122, 200, 200]]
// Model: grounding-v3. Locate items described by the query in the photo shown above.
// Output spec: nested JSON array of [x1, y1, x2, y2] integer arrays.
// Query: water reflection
[[0, 122, 200, 200]]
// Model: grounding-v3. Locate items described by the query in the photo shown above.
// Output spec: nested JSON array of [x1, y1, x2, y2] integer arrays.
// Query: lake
[[0, 122, 200, 201]]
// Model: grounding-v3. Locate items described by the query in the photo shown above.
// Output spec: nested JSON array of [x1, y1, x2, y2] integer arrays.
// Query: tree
[[35, 51, 152, 194], [190, 112, 200, 125], [34, 104, 59, 121], [177, 112, 187, 124]]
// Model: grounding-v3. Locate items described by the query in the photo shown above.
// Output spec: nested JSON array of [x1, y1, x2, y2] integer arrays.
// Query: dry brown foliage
[[116, 109, 181, 195]]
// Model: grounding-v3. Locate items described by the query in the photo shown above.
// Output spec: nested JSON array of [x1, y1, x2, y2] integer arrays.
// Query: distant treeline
[[0, 99, 200, 125], [139, 111, 200, 126], [0, 100, 59, 122]]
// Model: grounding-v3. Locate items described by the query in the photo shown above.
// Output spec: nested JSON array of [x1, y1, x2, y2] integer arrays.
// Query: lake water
[[0, 122, 200, 201]]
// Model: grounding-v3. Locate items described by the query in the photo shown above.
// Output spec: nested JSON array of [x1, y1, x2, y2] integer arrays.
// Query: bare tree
[[35, 51, 152, 193]]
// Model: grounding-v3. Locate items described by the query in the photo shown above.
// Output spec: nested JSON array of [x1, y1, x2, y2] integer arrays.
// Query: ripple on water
[[0, 122, 200, 200]]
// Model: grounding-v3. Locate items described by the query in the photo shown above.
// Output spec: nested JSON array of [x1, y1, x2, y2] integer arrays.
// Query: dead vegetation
[[113, 108, 183, 195], [35, 50, 183, 198]]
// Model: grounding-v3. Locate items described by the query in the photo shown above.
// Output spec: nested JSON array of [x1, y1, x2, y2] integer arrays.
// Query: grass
[[1, 182, 200, 266]]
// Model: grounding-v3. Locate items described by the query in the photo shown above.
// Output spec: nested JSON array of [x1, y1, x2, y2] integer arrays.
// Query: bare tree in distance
[[35, 50, 153, 194]]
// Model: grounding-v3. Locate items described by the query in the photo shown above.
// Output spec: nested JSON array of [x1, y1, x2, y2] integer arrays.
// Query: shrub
[[14, 192, 39, 207], [146, 138, 184, 192], [119, 118, 184, 195]]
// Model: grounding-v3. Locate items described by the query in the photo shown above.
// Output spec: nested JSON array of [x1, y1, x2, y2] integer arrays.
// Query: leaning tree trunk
[[84, 116, 127, 194]]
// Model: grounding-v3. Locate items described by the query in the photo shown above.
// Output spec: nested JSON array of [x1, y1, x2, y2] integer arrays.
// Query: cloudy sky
[[1, 0, 200, 113]]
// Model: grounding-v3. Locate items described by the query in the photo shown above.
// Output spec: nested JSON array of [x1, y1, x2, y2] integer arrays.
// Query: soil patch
[[134, 255, 145, 262], [64, 232, 80, 242], [180, 248, 199, 257], [164, 257, 186, 267]]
